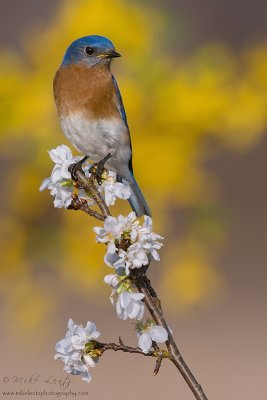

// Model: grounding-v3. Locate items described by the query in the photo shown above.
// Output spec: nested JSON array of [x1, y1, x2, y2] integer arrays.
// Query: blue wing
[[112, 75, 133, 172], [112, 76, 130, 131]]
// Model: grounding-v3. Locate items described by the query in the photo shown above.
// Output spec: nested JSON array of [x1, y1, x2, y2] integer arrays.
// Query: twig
[[133, 269, 208, 400], [97, 341, 169, 363], [69, 194, 105, 221], [76, 170, 111, 218], [118, 336, 124, 345], [72, 169, 209, 400], [153, 353, 164, 376]]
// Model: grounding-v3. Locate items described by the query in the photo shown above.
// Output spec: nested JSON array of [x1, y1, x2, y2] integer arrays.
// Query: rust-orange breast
[[53, 62, 120, 120]]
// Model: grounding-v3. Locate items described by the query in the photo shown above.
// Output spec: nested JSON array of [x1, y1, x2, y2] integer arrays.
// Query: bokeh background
[[0, 0, 266, 398]]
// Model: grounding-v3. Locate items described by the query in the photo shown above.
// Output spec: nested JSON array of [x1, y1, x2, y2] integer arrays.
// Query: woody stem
[[97, 341, 168, 358], [133, 270, 208, 400], [76, 170, 111, 218], [74, 170, 208, 400]]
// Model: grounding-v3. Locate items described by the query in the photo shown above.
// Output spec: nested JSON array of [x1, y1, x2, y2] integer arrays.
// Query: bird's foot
[[89, 152, 113, 185], [68, 156, 88, 181]]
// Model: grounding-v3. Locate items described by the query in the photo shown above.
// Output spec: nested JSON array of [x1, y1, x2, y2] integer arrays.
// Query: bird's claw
[[89, 152, 113, 185], [68, 156, 88, 181], [90, 162, 106, 185]]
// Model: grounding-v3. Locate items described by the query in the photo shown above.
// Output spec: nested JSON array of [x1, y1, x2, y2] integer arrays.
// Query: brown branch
[[132, 268, 208, 400], [67, 166, 111, 220], [69, 194, 105, 221], [76, 170, 111, 218], [96, 341, 169, 366], [71, 167, 209, 400], [153, 353, 164, 376]]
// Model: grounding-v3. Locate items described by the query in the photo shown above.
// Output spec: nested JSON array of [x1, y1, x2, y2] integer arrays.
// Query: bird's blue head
[[62, 35, 121, 67]]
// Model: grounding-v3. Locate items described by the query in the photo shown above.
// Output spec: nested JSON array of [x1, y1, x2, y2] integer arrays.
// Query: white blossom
[[101, 172, 131, 206], [84, 167, 131, 207], [39, 177, 73, 209], [124, 243, 150, 274], [55, 319, 100, 383], [136, 322, 168, 354], [94, 212, 138, 254], [94, 217, 123, 254], [103, 273, 119, 288], [104, 245, 148, 275], [84, 167, 130, 206], [116, 291, 145, 320], [104, 275, 144, 320], [97, 213, 163, 275], [137, 216, 164, 261], [40, 145, 96, 209], [104, 252, 123, 269], [104, 273, 121, 305], [41, 145, 134, 210], [48, 145, 81, 183], [40, 145, 76, 208], [39, 177, 52, 192]]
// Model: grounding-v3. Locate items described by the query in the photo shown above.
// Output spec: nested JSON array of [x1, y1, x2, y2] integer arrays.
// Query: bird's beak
[[98, 50, 121, 59], [109, 50, 121, 58]]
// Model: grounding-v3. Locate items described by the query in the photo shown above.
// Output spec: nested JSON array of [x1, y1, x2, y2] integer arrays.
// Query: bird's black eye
[[84, 47, 94, 56]]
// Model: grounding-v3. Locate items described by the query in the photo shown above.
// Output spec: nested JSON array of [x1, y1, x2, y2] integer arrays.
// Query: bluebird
[[53, 35, 151, 217]]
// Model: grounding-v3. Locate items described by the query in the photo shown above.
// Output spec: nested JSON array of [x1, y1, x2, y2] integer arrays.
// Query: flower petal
[[138, 333, 152, 353], [83, 355, 96, 368], [149, 326, 168, 343]]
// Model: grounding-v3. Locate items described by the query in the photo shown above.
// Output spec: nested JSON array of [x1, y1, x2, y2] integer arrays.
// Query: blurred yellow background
[[0, 1, 266, 399]]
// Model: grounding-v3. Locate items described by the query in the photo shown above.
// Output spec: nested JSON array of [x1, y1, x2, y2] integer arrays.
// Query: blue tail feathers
[[118, 174, 151, 217]]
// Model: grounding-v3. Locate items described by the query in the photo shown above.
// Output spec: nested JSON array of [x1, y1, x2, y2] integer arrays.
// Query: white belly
[[60, 113, 131, 176]]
